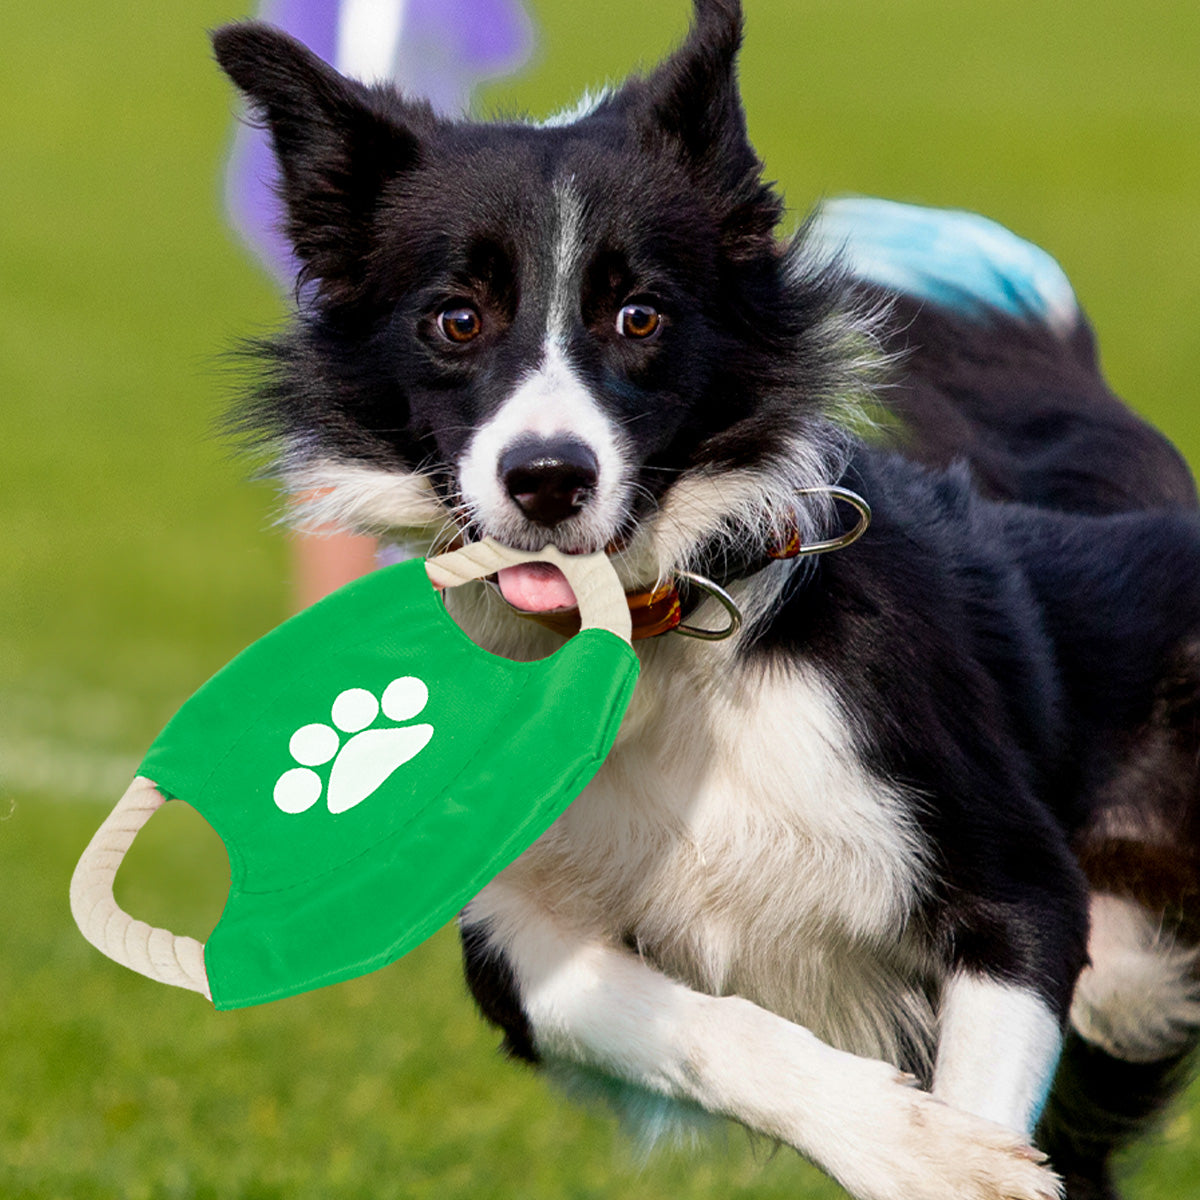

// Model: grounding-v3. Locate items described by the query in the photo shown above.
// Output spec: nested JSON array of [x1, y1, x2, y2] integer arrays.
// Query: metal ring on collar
[[792, 485, 872, 556], [669, 486, 869, 641], [673, 571, 744, 641]]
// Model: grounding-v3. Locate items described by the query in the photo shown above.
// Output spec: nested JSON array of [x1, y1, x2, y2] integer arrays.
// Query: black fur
[[460, 922, 539, 1064], [863, 289, 1198, 516], [1037, 1031, 1200, 1200]]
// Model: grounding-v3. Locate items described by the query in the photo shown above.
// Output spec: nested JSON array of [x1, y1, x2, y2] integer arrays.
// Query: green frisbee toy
[[70, 541, 638, 1009]]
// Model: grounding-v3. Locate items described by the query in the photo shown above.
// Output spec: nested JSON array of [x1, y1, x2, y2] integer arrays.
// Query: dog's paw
[[819, 1064, 1061, 1200], [902, 1091, 1060, 1200], [858, 1076, 1061, 1200], [273, 677, 433, 815]]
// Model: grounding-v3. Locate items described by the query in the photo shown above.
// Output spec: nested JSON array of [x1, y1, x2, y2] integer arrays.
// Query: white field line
[[0, 682, 148, 804], [0, 732, 138, 804]]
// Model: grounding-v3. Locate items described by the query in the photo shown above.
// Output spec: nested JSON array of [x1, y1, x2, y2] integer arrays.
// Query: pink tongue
[[496, 563, 579, 613]]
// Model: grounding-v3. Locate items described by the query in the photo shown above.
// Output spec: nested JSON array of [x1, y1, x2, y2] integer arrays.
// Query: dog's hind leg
[[1038, 1023, 1198, 1200], [1039, 894, 1200, 1200], [811, 196, 1197, 518], [1041, 644, 1200, 1198]]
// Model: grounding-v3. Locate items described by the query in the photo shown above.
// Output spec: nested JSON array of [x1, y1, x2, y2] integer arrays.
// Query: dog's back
[[814, 196, 1197, 516], [824, 198, 1200, 1199]]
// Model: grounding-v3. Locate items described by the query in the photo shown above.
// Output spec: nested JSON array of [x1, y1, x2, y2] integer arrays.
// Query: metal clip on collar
[[673, 572, 744, 641], [671, 486, 872, 641]]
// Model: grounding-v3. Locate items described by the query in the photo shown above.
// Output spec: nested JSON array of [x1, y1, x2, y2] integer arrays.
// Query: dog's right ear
[[615, 1, 781, 259], [212, 23, 429, 301], [633, 0, 750, 185]]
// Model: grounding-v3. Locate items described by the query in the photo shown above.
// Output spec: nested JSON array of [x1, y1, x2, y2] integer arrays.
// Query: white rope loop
[[69, 776, 211, 998], [425, 539, 633, 643]]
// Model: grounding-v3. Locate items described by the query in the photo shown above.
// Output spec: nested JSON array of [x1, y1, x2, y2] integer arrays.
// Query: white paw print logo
[[274, 677, 434, 815]]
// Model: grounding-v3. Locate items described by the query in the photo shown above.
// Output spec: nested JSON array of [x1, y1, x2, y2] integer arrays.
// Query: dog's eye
[[437, 305, 482, 344], [617, 303, 661, 341]]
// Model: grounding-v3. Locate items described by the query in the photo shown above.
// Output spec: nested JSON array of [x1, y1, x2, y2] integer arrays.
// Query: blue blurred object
[[813, 196, 1079, 333]]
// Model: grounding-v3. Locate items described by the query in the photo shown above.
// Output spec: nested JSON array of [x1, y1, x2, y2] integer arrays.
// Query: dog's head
[[215, 0, 872, 605]]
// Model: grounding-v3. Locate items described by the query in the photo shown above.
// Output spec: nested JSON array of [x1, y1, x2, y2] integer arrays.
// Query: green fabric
[[138, 559, 638, 1010]]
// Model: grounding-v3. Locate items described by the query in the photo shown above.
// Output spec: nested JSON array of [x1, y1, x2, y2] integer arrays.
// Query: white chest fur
[[468, 602, 940, 1071]]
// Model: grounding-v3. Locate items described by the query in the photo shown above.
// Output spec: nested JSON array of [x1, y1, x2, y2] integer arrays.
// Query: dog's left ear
[[213, 22, 432, 301], [624, 0, 780, 252]]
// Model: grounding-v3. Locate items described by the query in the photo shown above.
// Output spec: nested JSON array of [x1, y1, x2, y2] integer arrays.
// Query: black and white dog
[[213, 3, 1200, 1197]]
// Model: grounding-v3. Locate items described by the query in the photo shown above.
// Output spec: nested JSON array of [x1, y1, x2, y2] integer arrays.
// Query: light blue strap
[[811, 197, 1079, 333]]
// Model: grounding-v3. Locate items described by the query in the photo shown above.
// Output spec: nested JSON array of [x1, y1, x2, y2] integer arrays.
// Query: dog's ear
[[624, 0, 780, 255], [640, 0, 746, 169], [212, 22, 428, 300]]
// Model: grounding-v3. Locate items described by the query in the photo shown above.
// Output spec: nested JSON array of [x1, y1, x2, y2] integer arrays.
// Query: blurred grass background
[[3, 1, 1199, 1196]]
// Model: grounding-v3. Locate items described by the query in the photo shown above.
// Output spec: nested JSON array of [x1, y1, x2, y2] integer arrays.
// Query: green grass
[[3, 0, 1199, 1195]]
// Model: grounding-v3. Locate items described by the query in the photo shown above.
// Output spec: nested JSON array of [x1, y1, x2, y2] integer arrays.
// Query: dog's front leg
[[467, 891, 1060, 1200], [933, 972, 1063, 1137]]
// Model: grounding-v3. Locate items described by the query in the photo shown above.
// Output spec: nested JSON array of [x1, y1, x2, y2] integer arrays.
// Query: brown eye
[[617, 302, 661, 341], [437, 305, 482, 343]]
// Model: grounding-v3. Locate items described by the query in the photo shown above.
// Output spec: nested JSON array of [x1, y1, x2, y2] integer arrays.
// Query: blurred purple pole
[[223, 0, 534, 286]]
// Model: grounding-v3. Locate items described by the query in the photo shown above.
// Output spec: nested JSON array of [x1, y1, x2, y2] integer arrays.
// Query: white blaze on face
[[457, 183, 631, 561], [546, 182, 587, 343], [458, 341, 628, 542]]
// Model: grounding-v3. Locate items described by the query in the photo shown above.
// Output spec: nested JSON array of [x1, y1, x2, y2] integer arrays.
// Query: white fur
[[284, 459, 449, 541], [457, 340, 631, 550], [1070, 892, 1200, 1063], [469, 888, 1059, 1200], [536, 88, 611, 129], [933, 974, 1063, 1135], [470, 642, 936, 1068], [645, 438, 848, 585], [547, 183, 587, 341]]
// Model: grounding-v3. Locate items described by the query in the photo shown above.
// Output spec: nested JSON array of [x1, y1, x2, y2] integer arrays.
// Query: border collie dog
[[213, 3, 1200, 1197]]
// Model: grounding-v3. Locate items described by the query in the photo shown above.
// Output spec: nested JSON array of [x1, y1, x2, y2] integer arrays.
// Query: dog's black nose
[[500, 437, 599, 527]]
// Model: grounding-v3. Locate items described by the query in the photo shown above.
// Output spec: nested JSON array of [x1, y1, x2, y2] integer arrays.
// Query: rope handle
[[69, 776, 211, 999], [71, 542, 629, 999], [425, 539, 632, 644]]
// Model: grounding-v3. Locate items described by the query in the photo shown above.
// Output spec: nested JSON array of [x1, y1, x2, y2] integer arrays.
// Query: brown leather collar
[[513, 522, 804, 642], [443, 486, 870, 643]]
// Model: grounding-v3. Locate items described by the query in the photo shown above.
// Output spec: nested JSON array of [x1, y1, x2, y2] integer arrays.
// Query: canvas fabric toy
[[70, 542, 637, 1009]]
